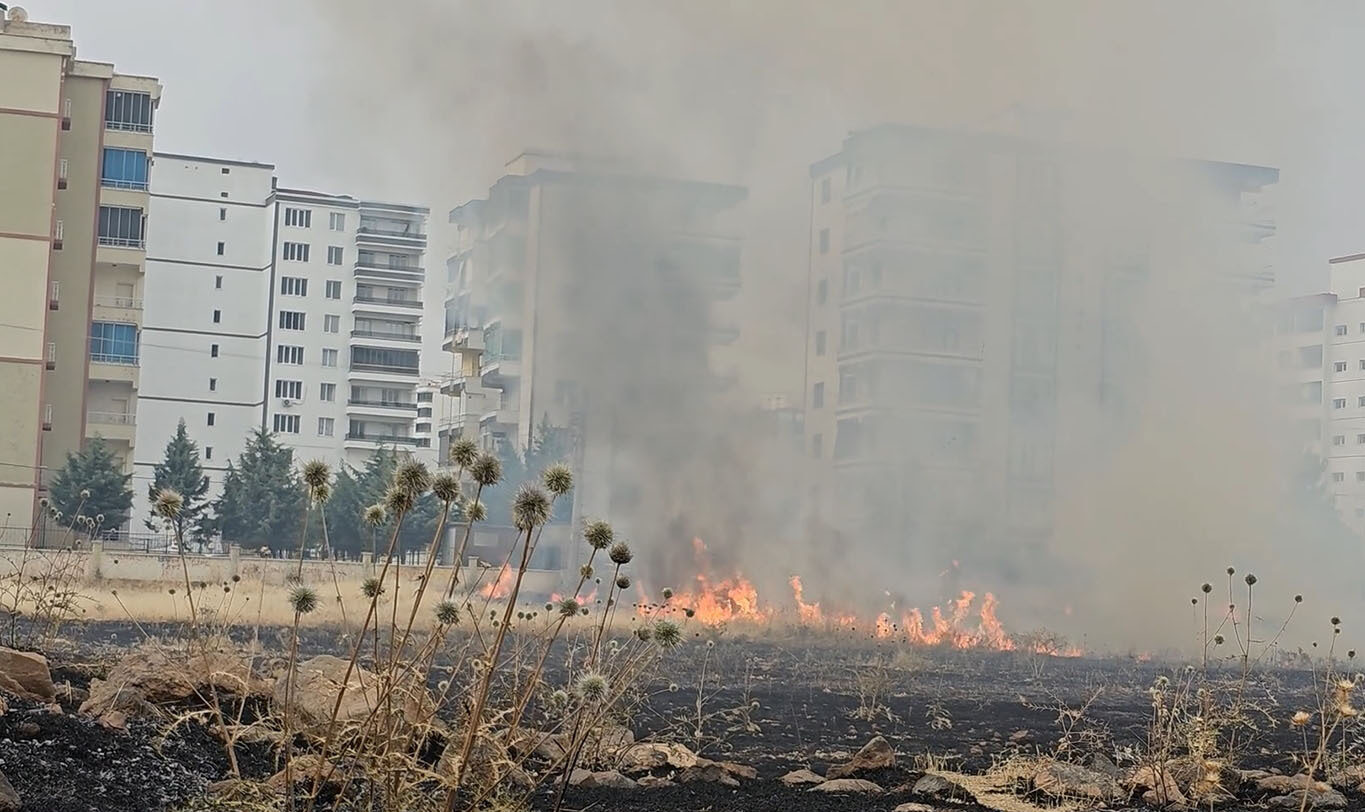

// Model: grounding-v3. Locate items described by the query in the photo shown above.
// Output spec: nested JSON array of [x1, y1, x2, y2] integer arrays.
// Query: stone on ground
[[0, 648, 54, 703], [1031, 759, 1122, 802], [0, 770, 18, 812], [273, 654, 430, 735], [679, 762, 740, 787], [826, 734, 895, 779], [569, 768, 637, 789], [617, 741, 702, 774], [780, 768, 825, 786], [811, 777, 884, 793]]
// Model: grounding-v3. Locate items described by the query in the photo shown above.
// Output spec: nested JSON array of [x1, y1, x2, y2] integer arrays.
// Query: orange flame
[[479, 563, 514, 599]]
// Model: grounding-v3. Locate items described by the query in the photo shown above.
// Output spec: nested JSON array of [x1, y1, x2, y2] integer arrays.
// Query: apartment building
[[132, 155, 431, 526], [803, 124, 1278, 559], [0, 10, 159, 531], [439, 151, 744, 530]]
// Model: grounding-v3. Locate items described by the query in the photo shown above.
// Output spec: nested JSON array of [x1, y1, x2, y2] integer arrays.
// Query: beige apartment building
[[0, 9, 159, 532]]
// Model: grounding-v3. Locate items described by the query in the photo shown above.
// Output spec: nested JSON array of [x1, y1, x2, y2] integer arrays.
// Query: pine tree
[[49, 437, 133, 532], [144, 420, 211, 547], [208, 428, 306, 552], [324, 445, 441, 556]]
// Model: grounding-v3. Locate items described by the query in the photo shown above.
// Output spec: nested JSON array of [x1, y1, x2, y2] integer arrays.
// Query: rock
[[893, 805, 936, 812], [826, 734, 895, 779], [274, 654, 431, 736], [680, 763, 740, 787], [1258, 774, 1333, 795], [1131, 764, 1189, 807], [912, 773, 973, 801], [717, 761, 757, 780], [780, 768, 826, 786], [569, 769, 637, 789], [81, 647, 267, 725], [98, 709, 128, 730], [1009, 729, 1032, 743], [637, 775, 674, 789], [0, 770, 17, 812], [1032, 759, 1122, 802], [1086, 752, 1122, 779], [54, 682, 86, 705], [575, 725, 635, 768], [617, 741, 702, 774], [811, 778, 884, 793], [1268, 788, 1348, 809], [1240, 768, 1273, 783], [439, 737, 533, 793], [0, 648, 54, 702], [13, 721, 38, 738]]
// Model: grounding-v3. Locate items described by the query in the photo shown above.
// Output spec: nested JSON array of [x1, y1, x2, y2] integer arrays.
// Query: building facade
[[0, 10, 159, 532]]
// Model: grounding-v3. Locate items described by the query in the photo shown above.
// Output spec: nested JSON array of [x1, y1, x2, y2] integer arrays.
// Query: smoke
[[299, 0, 1360, 651]]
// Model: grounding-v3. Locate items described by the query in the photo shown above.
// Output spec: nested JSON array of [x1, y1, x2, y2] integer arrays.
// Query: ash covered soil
[[0, 620, 1348, 812]]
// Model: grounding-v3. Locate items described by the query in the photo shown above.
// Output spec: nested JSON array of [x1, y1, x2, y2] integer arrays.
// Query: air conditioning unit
[[57, 159, 68, 190], [45, 342, 56, 371], [52, 220, 63, 250], [282, 398, 294, 408], [48, 281, 59, 310], [41, 404, 53, 432], [60, 98, 71, 131]]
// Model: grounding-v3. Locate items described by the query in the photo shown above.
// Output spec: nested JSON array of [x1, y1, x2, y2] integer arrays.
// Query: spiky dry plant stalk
[[388, 470, 463, 673], [281, 584, 318, 812], [445, 452, 501, 597]]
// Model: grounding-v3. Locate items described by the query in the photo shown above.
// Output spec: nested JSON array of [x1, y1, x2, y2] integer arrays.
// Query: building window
[[815, 331, 826, 356], [282, 242, 310, 262], [276, 345, 304, 364], [1359, 396, 1365, 407], [275, 379, 303, 399], [213, 309, 221, 323], [207, 412, 215, 426], [1337, 361, 1348, 373], [318, 417, 335, 437], [1334, 435, 1347, 446], [97, 206, 144, 247], [272, 414, 301, 434], [209, 377, 217, 392], [222, 167, 230, 175], [205, 447, 213, 460], [219, 208, 227, 221], [320, 382, 336, 402], [89, 322, 138, 364], [210, 344, 219, 358], [1333, 472, 1345, 483], [104, 90, 153, 132], [1337, 325, 1349, 337], [350, 346, 418, 372], [819, 228, 830, 254], [216, 241, 225, 256], [1358, 434, 1365, 444], [816, 279, 827, 305], [812, 381, 824, 409], [321, 348, 338, 367], [1335, 398, 1348, 409], [329, 212, 345, 231], [284, 208, 312, 228], [812, 433, 823, 457], [100, 148, 148, 190], [325, 280, 342, 299], [327, 246, 344, 265], [323, 314, 340, 333], [215, 275, 223, 289], [221, 192, 229, 198], [820, 177, 831, 204], [278, 311, 305, 330], [280, 277, 308, 296]]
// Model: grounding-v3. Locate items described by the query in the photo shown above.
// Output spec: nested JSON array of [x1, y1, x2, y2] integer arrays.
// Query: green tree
[[143, 420, 211, 547], [208, 428, 306, 552], [324, 446, 442, 557], [482, 415, 573, 525], [49, 436, 133, 532]]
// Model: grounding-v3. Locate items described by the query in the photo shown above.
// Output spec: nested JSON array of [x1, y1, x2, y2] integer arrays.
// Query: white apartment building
[[134, 154, 431, 527]]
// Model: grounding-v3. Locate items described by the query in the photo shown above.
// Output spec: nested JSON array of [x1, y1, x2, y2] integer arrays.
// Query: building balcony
[[441, 325, 486, 355], [349, 361, 420, 379], [86, 411, 135, 444], [91, 296, 142, 325], [88, 355, 139, 387], [480, 405, 517, 428], [346, 398, 418, 416], [344, 432, 430, 450], [354, 260, 425, 283], [95, 237, 146, 270], [480, 354, 521, 387], [439, 371, 474, 397], [351, 295, 423, 316], [98, 185, 149, 211], [356, 226, 428, 248], [349, 329, 420, 344]]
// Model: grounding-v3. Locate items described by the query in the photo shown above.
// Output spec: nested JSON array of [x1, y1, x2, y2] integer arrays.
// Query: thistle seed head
[[363, 503, 387, 527], [289, 585, 318, 615], [38, 498, 48, 508], [384, 485, 414, 516], [575, 671, 609, 704], [153, 488, 184, 519], [615, 575, 631, 590], [1244, 573, 1257, 586], [470, 453, 502, 487], [431, 473, 460, 503], [1333, 616, 1342, 627], [584, 520, 613, 550], [1291, 710, 1312, 727], [662, 587, 674, 600], [542, 463, 573, 496], [95, 513, 104, 523], [435, 600, 460, 625], [1226, 566, 1235, 576], [684, 608, 696, 619], [512, 485, 551, 530], [1213, 634, 1225, 645], [608, 541, 633, 565], [448, 438, 479, 470], [558, 597, 580, 617], [1295, 594, 1303, 603], [465, 500, 487, 522], [579, 564, 594, 579], [311, 481, 331, 505], [1201, 583, 1212, 594], [394, 461, 432, 497], [79, 489, 91, 500], [302, 459, 331, 491], [635, 625, 653, 642], [653, 619, 682, 650], [362, 576, 385, 599]]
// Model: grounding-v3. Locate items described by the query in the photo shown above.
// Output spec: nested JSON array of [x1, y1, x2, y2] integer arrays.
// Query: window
[[812, 381, 824, 409], [1338, 325, 1350, 337], [350, 346, 417, 372], [100, 148, 148, 190], [815, 331, 826, 356], [104, 90, 153, 132], [329, 212, 345, 231], [323, 314, 340, 333], [811, 433, 823, 457], [216, 241, 225, 256], [207, 412, 215, 426], [1337, 361, 1348, 373], [1333, 472, 1346, 483], [327, 246, 344, 265], [221, 167, 230, 175], [219, 208, 227, 221], [321, 348, 338, 367], [819, 228, 830, 254], [89, 322, 138, 364], [325, 280, 342, 299], [278, 311, 305, 330], [816, 279, 827, 305], [97, 205, 144, 247], [215, 275, 223, 289], [212, 309, 221, 323], [280, 277, 308, 296], [205, 447, 213, 460], [1336, 398, 1348, 409], [1357, 472, 1365, 482], [318, 417, 335, 437], [319, 383, 336, 402], [282, 242, 310, 262], [284, 208, 312, 228], [276, 345, 304, 365], [1360, 359, 1365, 371], [1358, 434, 1365, 444], [1359, 396, 1365, 407], [275, 379, 303, 399], [272, 414, 301, 434], [1334, 435, 1346, 446], [209, 377, 217, 392], [820, 177, 831, 204], [220, 192, 229, 198], [210, 344, 219, 358]]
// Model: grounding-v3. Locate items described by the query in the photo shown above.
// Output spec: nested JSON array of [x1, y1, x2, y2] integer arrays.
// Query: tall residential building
[[133, 154, 431, 527], [803, 124, 1277, 566], [0, 10, 159, 531], [439, 151, 744, 548]]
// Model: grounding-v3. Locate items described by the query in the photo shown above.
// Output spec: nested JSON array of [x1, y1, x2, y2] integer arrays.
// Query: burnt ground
[[1, 620, 1354, 811]]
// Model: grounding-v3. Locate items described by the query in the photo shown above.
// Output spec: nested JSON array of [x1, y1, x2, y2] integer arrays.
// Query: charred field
[[1, 617, 1357, 812]]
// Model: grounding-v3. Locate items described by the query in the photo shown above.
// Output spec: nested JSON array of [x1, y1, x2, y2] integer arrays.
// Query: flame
[[479, 563, 514, 599]]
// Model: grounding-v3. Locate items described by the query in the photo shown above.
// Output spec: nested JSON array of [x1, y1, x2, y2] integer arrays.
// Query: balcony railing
[[353, 295, 422, 308], [357, 226, 426, 239], [97, 235, 145, 249], [94, 296, 143, 310], [347, 399, 417, 409], [345, 433, 429, 447], [356, 260, 425, 274], [350, 330, 420, 342], [87, 411, 135, 426], [350, 362, 420, 375], [89, 353, 139, 366], [101, 178, 149, 191], [105, 120, 153, 134]]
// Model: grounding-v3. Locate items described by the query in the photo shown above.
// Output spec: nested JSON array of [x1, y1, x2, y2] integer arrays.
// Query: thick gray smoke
[[301, 0, 1362, 651]]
